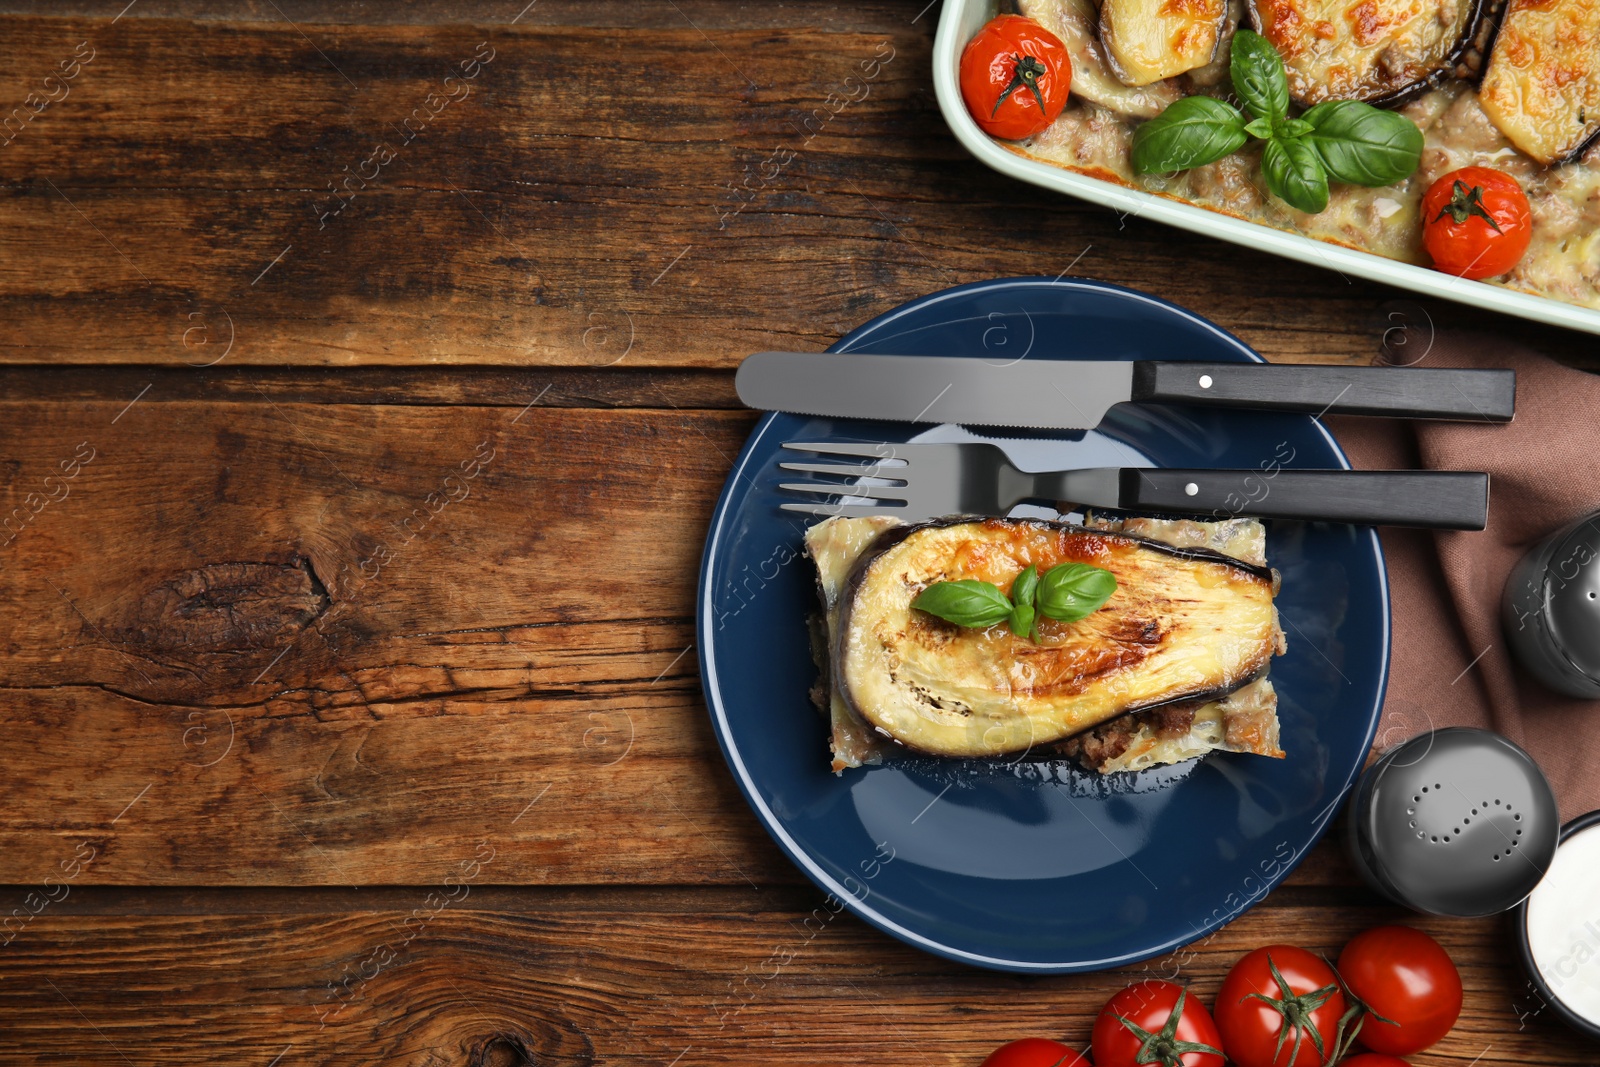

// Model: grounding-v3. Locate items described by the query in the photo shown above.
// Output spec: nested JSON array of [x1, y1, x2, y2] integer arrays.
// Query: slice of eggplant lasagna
[[805, 514, 1286, 775]]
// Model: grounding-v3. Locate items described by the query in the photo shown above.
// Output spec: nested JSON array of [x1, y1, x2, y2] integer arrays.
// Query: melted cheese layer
[[1480, 0, 1600, 164], [1249, 0, 1475, 104]]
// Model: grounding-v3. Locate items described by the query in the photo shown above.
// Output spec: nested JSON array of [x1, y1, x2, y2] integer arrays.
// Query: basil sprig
[[1131, 30, 1423, 214], [912, 562, 1117, 642]]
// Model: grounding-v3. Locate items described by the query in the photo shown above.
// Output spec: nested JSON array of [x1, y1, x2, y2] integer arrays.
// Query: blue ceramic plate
[[697, 278, 1389, 972]]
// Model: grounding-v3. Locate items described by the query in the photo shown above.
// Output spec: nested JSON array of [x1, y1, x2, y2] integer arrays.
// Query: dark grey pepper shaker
[[1503, 512, 1600, 698], [1346, 727, 1559, 916]]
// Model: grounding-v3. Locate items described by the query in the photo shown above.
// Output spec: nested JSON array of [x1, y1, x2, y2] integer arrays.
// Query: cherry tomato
[[1092, 980, 1225, 1067], [979, 1038, 1090, 1067], [1421, 166, 1532, 280], [1216, 946, 1347, 1067], [1338, 925, 1463, 1055], [959, 14, 1071, 140], [1342, 1056, 1414, 1067]]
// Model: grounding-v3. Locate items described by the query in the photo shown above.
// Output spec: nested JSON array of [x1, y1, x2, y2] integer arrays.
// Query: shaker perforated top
[[1504, 512, 1600, 698], [1346, 728, 1559, 916]]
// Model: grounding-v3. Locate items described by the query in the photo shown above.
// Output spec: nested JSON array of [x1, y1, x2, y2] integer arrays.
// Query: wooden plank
[[0, 365, 742, 409], [0, 886, 1588, 1065], [1, 12, 1588, 370], [0, 1, 922, 27], [0, 398, 768, 885]]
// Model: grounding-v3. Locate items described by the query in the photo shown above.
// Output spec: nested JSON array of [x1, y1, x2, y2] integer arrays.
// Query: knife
[[736, 351, 1516, 429]]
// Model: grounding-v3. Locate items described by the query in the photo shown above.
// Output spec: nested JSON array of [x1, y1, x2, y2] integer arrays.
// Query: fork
[[777, 441, 1489, 530]]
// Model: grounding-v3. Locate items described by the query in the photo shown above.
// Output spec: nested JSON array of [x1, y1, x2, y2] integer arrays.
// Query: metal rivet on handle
[[1198, 375, 1213, 389], [1184, 482, 1199, 496]]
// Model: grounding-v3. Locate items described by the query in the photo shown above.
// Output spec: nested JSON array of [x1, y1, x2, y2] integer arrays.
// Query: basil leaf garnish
[[1009, 600, 1036, 639], [1230, 30, 1290, 123], [1262, 136, 1329, 214], [912, 580, 1013, 629], [1011, 565, 1039, 609], [1007, 565, 1039, 638], [1125, 29, 1420, 216], [1035, 563, 1118, 623], [1302, 100, 1424, 186], [913, 561, 1115, 639], [1131, 95, 1248, 174]]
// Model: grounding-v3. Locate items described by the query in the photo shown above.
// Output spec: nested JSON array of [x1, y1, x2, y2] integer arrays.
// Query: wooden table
[[1, 3, 1595, 1063]]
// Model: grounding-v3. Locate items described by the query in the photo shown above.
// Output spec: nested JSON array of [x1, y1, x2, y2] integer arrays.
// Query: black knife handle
[[1131, 362, 1515, 422], [1116, 469, 1489, 530]]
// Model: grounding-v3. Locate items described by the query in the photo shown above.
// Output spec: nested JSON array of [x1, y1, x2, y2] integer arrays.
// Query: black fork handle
[[1132, 363, 1515, 422], [1119, 469, 1489, 530]]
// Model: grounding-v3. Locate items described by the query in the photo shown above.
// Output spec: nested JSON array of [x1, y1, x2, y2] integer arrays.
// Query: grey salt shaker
[[1346, 727, 1559, 916], [1503, 511, 1600, 698]]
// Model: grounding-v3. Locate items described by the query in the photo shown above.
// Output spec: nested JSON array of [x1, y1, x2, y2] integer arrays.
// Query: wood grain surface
[[3, 2, 1598, 1066], [0, 397, 761, 886], [2, 887, 1592, 1065], [0, 2, 1591, 370]]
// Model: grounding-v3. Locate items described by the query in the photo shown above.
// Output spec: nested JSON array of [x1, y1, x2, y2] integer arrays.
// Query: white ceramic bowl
[[932, 0, 1600, 337]]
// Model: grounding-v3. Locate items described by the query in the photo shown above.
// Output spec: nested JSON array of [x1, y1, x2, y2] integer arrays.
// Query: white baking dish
[[932, 0, 1600, 337]]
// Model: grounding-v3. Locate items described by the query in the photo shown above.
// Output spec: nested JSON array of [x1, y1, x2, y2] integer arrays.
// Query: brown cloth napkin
[[1327, 331, 1600, 822]]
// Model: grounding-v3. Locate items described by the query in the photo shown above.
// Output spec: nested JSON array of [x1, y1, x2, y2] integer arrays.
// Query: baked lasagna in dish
[[1006, 0, 1600, 310]]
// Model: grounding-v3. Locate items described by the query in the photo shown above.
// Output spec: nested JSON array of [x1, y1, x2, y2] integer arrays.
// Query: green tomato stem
[[991, 53, 1048, 118]]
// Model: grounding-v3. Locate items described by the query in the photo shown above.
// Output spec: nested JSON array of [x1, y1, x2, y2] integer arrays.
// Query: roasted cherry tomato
[[1092, 980, 1225, 1067], [1421, 166, 1532, 280], [979, 1037, 1090, 1067], [1216, 946, 1347, 1067], [1339, 925, 1463, 1055], [1341, 1055, 1414, 1067], [959, 14, 1071, 140]]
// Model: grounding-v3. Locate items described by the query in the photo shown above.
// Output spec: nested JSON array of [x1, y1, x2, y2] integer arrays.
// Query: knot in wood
[[123, 556, 330, 652], [469, 1034, 534, 1067]]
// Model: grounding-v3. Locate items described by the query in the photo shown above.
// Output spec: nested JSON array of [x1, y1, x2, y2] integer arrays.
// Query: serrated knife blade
[[734, 351, 1517, 429]]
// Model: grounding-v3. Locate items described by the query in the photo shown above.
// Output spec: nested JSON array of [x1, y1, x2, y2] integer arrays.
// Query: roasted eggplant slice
[[1102, 0, 1233, 86], [1020, 0, 1187, 116], [835, 518, 1284, 759], [1248, 0, 1490, 105], [1479, 0, 1600, 164], [1186, 0, 1249, 86]]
